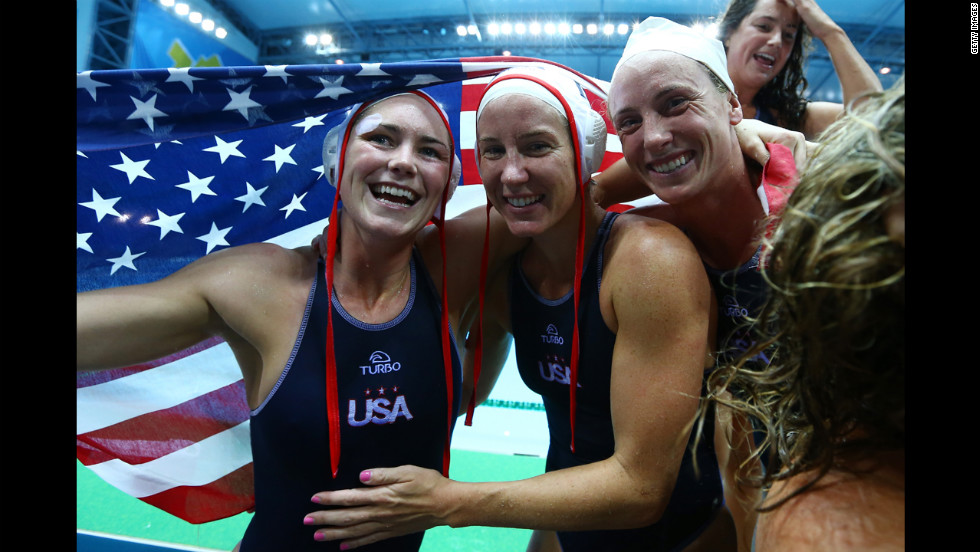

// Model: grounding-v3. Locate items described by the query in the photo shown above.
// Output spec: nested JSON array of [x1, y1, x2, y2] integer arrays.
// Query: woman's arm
[[303, 219, 712, 549], [77, 258, 221, 371], [790, 0, 883, 137]]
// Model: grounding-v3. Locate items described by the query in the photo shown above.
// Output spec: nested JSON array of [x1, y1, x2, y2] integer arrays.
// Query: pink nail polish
[[311, 495, 321, 504], [339, 544, 349, 550], [314, 533, 326, 542], [360, 470, 371, 483], [304, 516, 315, 525]]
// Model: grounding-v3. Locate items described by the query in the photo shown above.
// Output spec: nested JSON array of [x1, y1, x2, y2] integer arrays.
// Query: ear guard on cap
[[583, 108, 607, 177], [322, 122, 342, 187], [431, 152, 462, 222]]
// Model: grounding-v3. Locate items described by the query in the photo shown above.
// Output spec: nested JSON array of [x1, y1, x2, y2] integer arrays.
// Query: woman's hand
[[785, 0, 840, 41], [304, 465, 455, 549], [735, 118, 813, 169]]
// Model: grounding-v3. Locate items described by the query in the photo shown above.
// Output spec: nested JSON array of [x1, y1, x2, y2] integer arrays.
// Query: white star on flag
[[147, 209, 186, 239], [77, 232, 94, 253], [263, 65, 291, 83], [165, 68, 203, 92], [293, 115, 327, 133], [196, 222, 233, 254], [280, 192, 308, 218], [176, 171, 217, 202], [264, 144, 297, 173], [223, 86, 262, 119], [204, 136, 246, 163], [128, 94, 168, 131], [235, 183, 268, 212], [77, 70, 111, 101], [110, 152, 154, 184], [405, 74, 445, 87], [315, 75, 352, 100], [80, 188, 122, 221], [107, 246, 145, 275]]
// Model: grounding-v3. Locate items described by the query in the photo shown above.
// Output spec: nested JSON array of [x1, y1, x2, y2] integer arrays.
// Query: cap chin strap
[[323, 90, 457, 479], [467, 73, 588, 454]]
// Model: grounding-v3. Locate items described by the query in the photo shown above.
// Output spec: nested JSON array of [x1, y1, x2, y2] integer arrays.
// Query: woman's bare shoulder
[[755, 461, 905, 552]]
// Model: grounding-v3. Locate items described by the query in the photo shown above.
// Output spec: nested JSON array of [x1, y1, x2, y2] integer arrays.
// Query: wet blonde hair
[[703, 75, 905, 510]]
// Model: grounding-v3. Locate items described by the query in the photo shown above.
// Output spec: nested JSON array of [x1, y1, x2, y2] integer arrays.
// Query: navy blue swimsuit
[[511, 212, 723, 552], [242, 249, 462, 551]]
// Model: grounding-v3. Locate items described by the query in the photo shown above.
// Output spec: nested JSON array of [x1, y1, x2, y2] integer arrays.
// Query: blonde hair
[[703, 75, 905, 510]]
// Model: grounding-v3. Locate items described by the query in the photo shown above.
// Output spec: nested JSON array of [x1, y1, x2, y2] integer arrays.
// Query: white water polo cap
[[321, 91, 462, 219], [476, 65, 607, 185], [614, 16, 735, 95]]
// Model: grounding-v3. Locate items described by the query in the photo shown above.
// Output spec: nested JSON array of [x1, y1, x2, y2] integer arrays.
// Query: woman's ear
[[728, 92, 744, 126]]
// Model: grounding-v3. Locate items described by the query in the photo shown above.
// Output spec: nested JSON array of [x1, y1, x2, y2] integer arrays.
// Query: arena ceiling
[[215, 0, 905, 97], [86, 0, 906, 100]]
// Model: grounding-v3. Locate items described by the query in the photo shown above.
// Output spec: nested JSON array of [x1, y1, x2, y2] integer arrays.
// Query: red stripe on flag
[[76, 337, 226, 388], [461, 81, 484, 112], [139, 463, 255, 524], [77, 381, 248, 466]]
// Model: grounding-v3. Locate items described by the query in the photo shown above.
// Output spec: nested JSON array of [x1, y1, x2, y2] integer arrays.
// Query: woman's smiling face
[[339, 94, 454, 238], [724, 0, 801, 91], [608, 51, 743, 207], [477, 93, 579, 238]]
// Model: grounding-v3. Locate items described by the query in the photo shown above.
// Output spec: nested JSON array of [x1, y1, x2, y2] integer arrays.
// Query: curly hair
[[717, 0, 813, 132], [702, 75, 905, 511]]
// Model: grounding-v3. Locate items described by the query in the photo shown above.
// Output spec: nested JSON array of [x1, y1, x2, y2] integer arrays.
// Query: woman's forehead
[[609, 52, 706, 106], [362, 94, 450, 136], [478, 94, 566, 130]]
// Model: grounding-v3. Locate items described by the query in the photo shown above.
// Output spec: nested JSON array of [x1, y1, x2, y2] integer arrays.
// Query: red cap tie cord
[[467, 69, 594, 454], [323, 91, 458, 478]]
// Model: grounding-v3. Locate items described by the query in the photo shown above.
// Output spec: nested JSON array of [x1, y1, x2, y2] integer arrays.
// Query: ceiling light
[[305, 34, 318, 46], [215, 27, 227, 39], [457, 25, 467, 36], [572, 23, 583, 34], [175, 3, 189, 16], [617, 23, 629, 35], [603, 23, 614, 35], [587, 23, 597, 35], [467, 24, 478, 35], [501, 22, 512, 35], [558, 22, 571, 35], [487, 22, 500, 36], [202, 19, 215, 31], [189, 11, 202, 24], [544, 23, 556, 35], [515, 23, 526, 35], [529, 22, 541, 35], [319, 33, 333, 46]]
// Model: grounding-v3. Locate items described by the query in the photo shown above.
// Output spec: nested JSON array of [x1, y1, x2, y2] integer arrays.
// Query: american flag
[[76, 56, 624, 524]]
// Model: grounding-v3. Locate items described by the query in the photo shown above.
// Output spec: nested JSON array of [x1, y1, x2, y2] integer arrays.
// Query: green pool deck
[[78, 449, 546, 551]]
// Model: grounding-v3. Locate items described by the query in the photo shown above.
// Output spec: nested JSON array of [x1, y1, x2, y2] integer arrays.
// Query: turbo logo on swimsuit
[[359, 350, 402, 375], [540, 323, 564, 345]]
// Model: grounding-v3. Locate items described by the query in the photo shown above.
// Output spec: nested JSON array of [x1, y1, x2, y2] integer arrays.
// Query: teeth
[[652, 155, 690, 174], [755, 53, 775, 65], [506, 195, 543, 207], [371, 185, 418, 203]]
